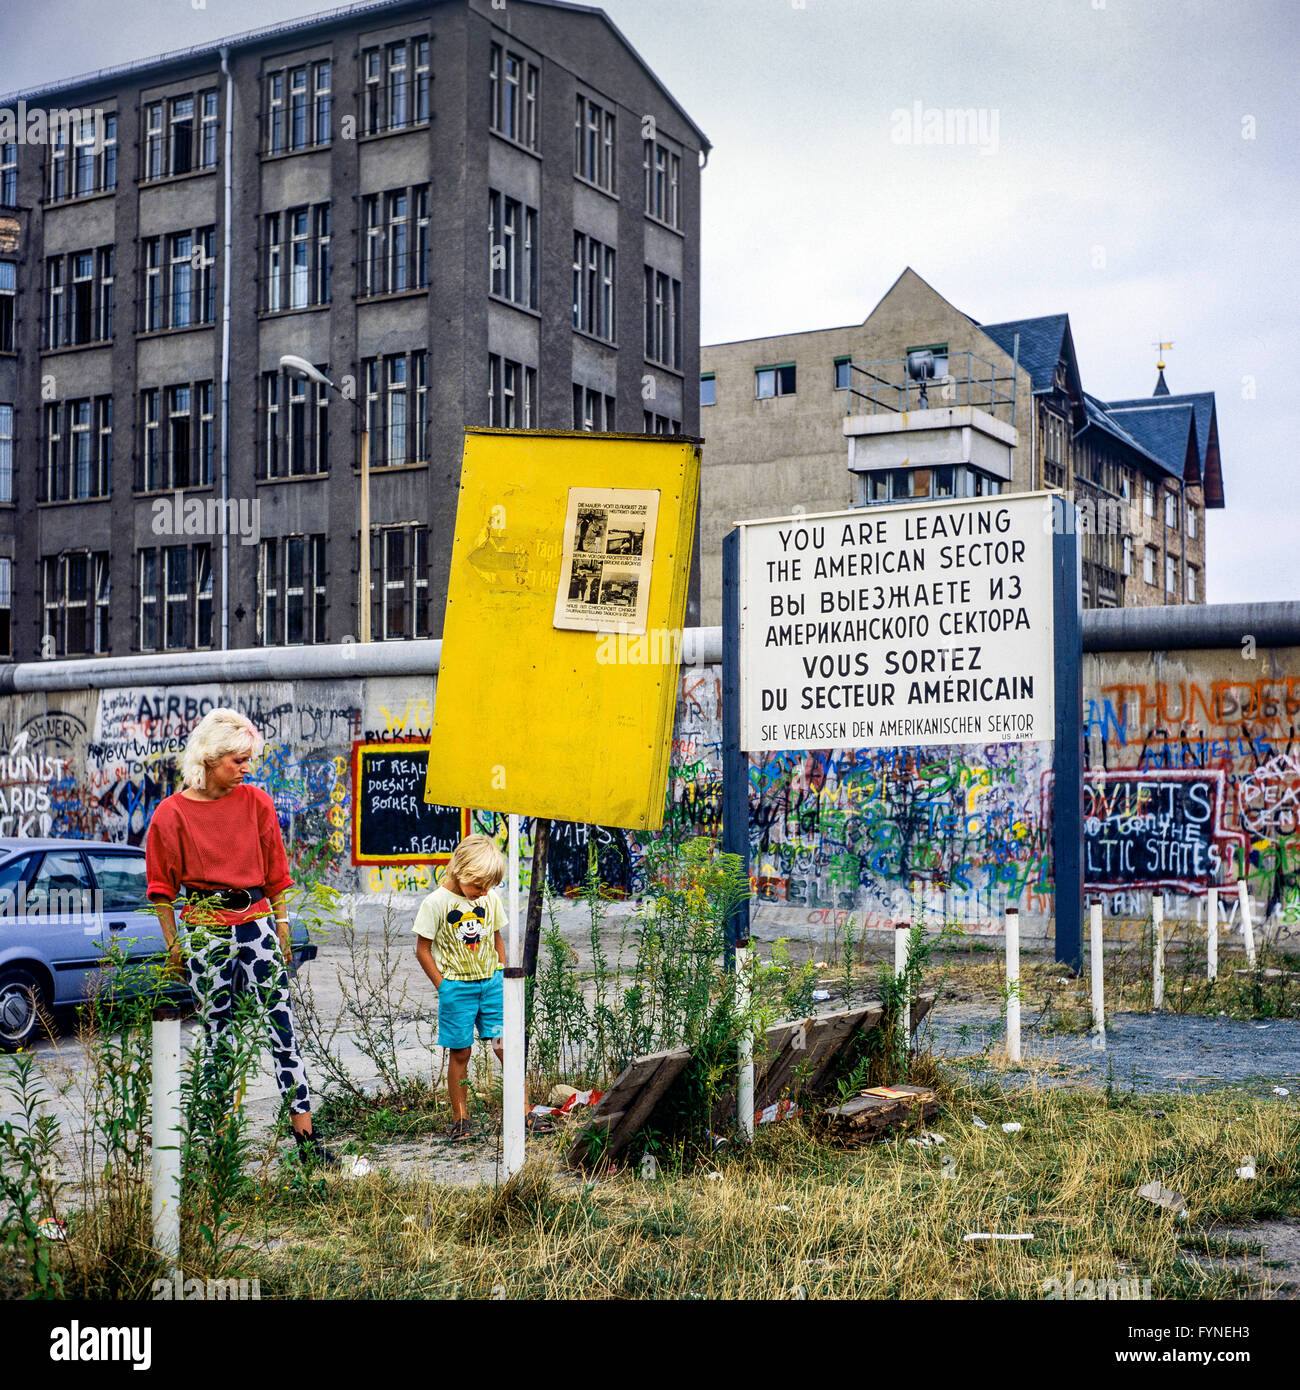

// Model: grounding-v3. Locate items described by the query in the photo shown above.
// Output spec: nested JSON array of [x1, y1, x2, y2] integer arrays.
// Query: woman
[[145, 707, 335, 1165]]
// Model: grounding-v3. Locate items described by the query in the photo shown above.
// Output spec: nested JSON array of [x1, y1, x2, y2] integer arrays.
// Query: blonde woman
[[145, 707, 335, 1165]]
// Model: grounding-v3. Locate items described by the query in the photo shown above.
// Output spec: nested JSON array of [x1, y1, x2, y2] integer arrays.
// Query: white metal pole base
[[503, 814, 525, 1180], [1089, 900, 1105, 1049], [1004, 907, 1020, 1062], [1152, 894, 1165, 1011], [1237, 880, 1256, 967], [151, 1013, 183, 1268], [736, 944, 754, 1142], [894, 923, 910, 1040], [1206, 888, 1219, 983]]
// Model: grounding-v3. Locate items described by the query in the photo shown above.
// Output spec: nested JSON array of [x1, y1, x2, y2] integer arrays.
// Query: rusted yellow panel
[[424, 429, 700, 830]]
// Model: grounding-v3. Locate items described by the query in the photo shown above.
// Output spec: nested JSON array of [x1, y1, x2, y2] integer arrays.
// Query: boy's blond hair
[[447, 834, 506, 889]]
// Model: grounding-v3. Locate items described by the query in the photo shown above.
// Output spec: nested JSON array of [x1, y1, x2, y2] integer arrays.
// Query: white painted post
[[1152, 894, 1165, 1010], [1237, 879, 1257, 967], [1206, 888, 1219, 983], [1089, 899, 1105, 1046], [894, 921, 910, 1039], [1004, 906, 1020, 1062], [151, 1012, 182, 1268], [736, 944, 754, 1141], [502, 813, 525, 1179]]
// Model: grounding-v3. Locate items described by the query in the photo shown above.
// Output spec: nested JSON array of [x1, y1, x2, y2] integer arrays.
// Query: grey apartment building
[[0, 0, 707, 661]]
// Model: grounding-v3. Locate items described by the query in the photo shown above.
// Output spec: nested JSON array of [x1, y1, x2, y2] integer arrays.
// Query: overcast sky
[[2, 0, 1296, 604]]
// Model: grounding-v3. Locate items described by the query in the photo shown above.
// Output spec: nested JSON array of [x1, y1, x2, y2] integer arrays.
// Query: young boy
[[413, 834, 508, 1140]]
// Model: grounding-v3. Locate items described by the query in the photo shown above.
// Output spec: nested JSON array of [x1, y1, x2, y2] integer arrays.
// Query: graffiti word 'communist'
[[765, 608, 1030, 647]]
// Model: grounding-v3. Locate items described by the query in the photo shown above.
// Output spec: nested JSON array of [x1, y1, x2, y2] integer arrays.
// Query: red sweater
[[145, 784, 294, 926]]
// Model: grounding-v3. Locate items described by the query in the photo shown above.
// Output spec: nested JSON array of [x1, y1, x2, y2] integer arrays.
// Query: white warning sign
[[739, 493, 1058, 751]]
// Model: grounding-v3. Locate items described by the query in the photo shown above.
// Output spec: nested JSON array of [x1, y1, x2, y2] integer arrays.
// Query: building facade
[[697, 268, 1223, 624], [0, 0, 707, 661]]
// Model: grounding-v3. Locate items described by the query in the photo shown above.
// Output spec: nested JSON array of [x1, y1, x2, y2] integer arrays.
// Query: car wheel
[[0, 967, 50, 1051]]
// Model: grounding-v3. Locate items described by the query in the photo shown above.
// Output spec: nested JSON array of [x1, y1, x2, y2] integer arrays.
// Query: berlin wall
[[0, 607, 1296, 943]]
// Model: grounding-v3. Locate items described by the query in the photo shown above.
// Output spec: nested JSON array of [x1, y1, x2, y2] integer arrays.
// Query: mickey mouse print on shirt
[[447, 901, 488, 952]]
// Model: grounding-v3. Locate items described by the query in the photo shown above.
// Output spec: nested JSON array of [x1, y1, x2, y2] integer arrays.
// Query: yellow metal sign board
[[424, 429, 700, 830]]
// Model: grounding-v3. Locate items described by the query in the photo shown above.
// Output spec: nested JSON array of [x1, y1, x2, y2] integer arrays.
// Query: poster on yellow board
[[423, 429, 701, 832]]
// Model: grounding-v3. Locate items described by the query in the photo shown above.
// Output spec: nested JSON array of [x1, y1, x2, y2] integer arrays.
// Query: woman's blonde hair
[[181, 708, 264, 790], [447, 834, 506, 889]]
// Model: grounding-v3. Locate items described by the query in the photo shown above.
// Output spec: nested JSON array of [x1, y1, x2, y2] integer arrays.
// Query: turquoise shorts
[[437, 973, 504, 1050]]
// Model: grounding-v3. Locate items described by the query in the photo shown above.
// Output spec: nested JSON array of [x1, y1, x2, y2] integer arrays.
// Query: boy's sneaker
[[294, 1129, 341, 1168]]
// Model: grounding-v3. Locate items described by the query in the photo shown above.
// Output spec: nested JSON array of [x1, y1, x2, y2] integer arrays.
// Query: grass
[[201, 1070, 1299, 1300]]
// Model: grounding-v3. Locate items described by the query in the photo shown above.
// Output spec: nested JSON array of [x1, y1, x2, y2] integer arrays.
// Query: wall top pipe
[[0, 628, 727, 695], [1, 600, 1297, 694]]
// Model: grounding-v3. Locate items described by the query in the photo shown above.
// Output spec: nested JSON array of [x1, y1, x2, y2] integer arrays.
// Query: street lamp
[[279, 355, 372, 644]]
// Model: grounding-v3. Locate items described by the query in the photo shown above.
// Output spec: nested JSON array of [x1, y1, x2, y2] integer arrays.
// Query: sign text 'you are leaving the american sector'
[[738, 493, 1058, 752]]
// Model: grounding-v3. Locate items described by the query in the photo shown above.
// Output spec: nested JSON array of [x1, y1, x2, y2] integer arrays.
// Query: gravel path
[[923, 1001, 1300, 1098]]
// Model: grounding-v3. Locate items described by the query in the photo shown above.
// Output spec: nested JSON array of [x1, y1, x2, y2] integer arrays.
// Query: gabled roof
[[1108, 391, 1224, 508], [1079, 393, 1174, 478], [979, 315, 1072, 394], [0, 0, 711, 152], [1103, 402, 1198, 485]]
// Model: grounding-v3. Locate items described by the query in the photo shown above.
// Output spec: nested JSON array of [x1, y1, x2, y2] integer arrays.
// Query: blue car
[[0, 838, 317, 1050]]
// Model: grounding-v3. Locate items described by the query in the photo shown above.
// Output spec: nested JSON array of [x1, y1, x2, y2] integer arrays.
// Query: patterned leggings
[[184, 915, 311, 1116]]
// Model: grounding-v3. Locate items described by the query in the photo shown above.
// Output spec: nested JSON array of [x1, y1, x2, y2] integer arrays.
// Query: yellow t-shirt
[[412, 885, 506, 982]]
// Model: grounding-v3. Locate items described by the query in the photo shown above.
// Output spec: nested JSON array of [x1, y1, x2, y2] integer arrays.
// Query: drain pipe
[[218, 46, 234, 649]]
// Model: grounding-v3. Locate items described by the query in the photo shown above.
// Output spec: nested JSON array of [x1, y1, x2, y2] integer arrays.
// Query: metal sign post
[[1051, 493, 1084, 972]]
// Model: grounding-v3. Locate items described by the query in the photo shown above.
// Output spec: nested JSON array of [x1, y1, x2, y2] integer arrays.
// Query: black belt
[[180, 885, 267, 913]]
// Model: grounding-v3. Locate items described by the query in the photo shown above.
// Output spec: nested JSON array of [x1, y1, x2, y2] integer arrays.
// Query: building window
[[1143, 545, 1156, 586], [0, 262, 14, 352], [1165, 554, 1177, 595], [262, 204, 331, 311], [1187, 504, 1198, 539], [0, 557, 10, 657], [40, 394, 111, 501], [700, 372, 716, 407], [44, 248, 114, 348], [834, 356, 852, 390], [259, 535, 327, 645], [489, 41, 538, 150], [756, 364, 796, 398], [1187, 565, 1198, 602], [42, 550, 110, 655], [369, 525, 430, 640], [1120, 472, 1132, 502], [265, 61, 332, 153], [644, 266, 682, 370], [1122, 535, 1133, 577], [362, 352, 428, 466], [1164, 490, 1179, 530], [48, 113, 116, 201], [575, 94, 616, 191], [643, 412, 680, 435], [572, 232, 615, 341], [361, 186, 429, 296], [643, 137, 681, 227], [138, 382, 214, 491], [573, 385, 616, 431], [0, 403, 12, 502], [1142, 477, 1155, 518], [0, 144, 16, 206], [259, 368, 328, 479], [361, 39, 429, 137], [142, 93, 216, 180], [138, 544, 211, 651], [488, 355, 536, 428], [488, 190, 538, 309], [139, 229, 214, 331]]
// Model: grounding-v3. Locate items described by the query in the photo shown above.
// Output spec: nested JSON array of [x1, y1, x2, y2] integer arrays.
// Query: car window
[[84, 852, 148, 913], [26, 851, 94, 917], [0, 855, 32, 919]]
